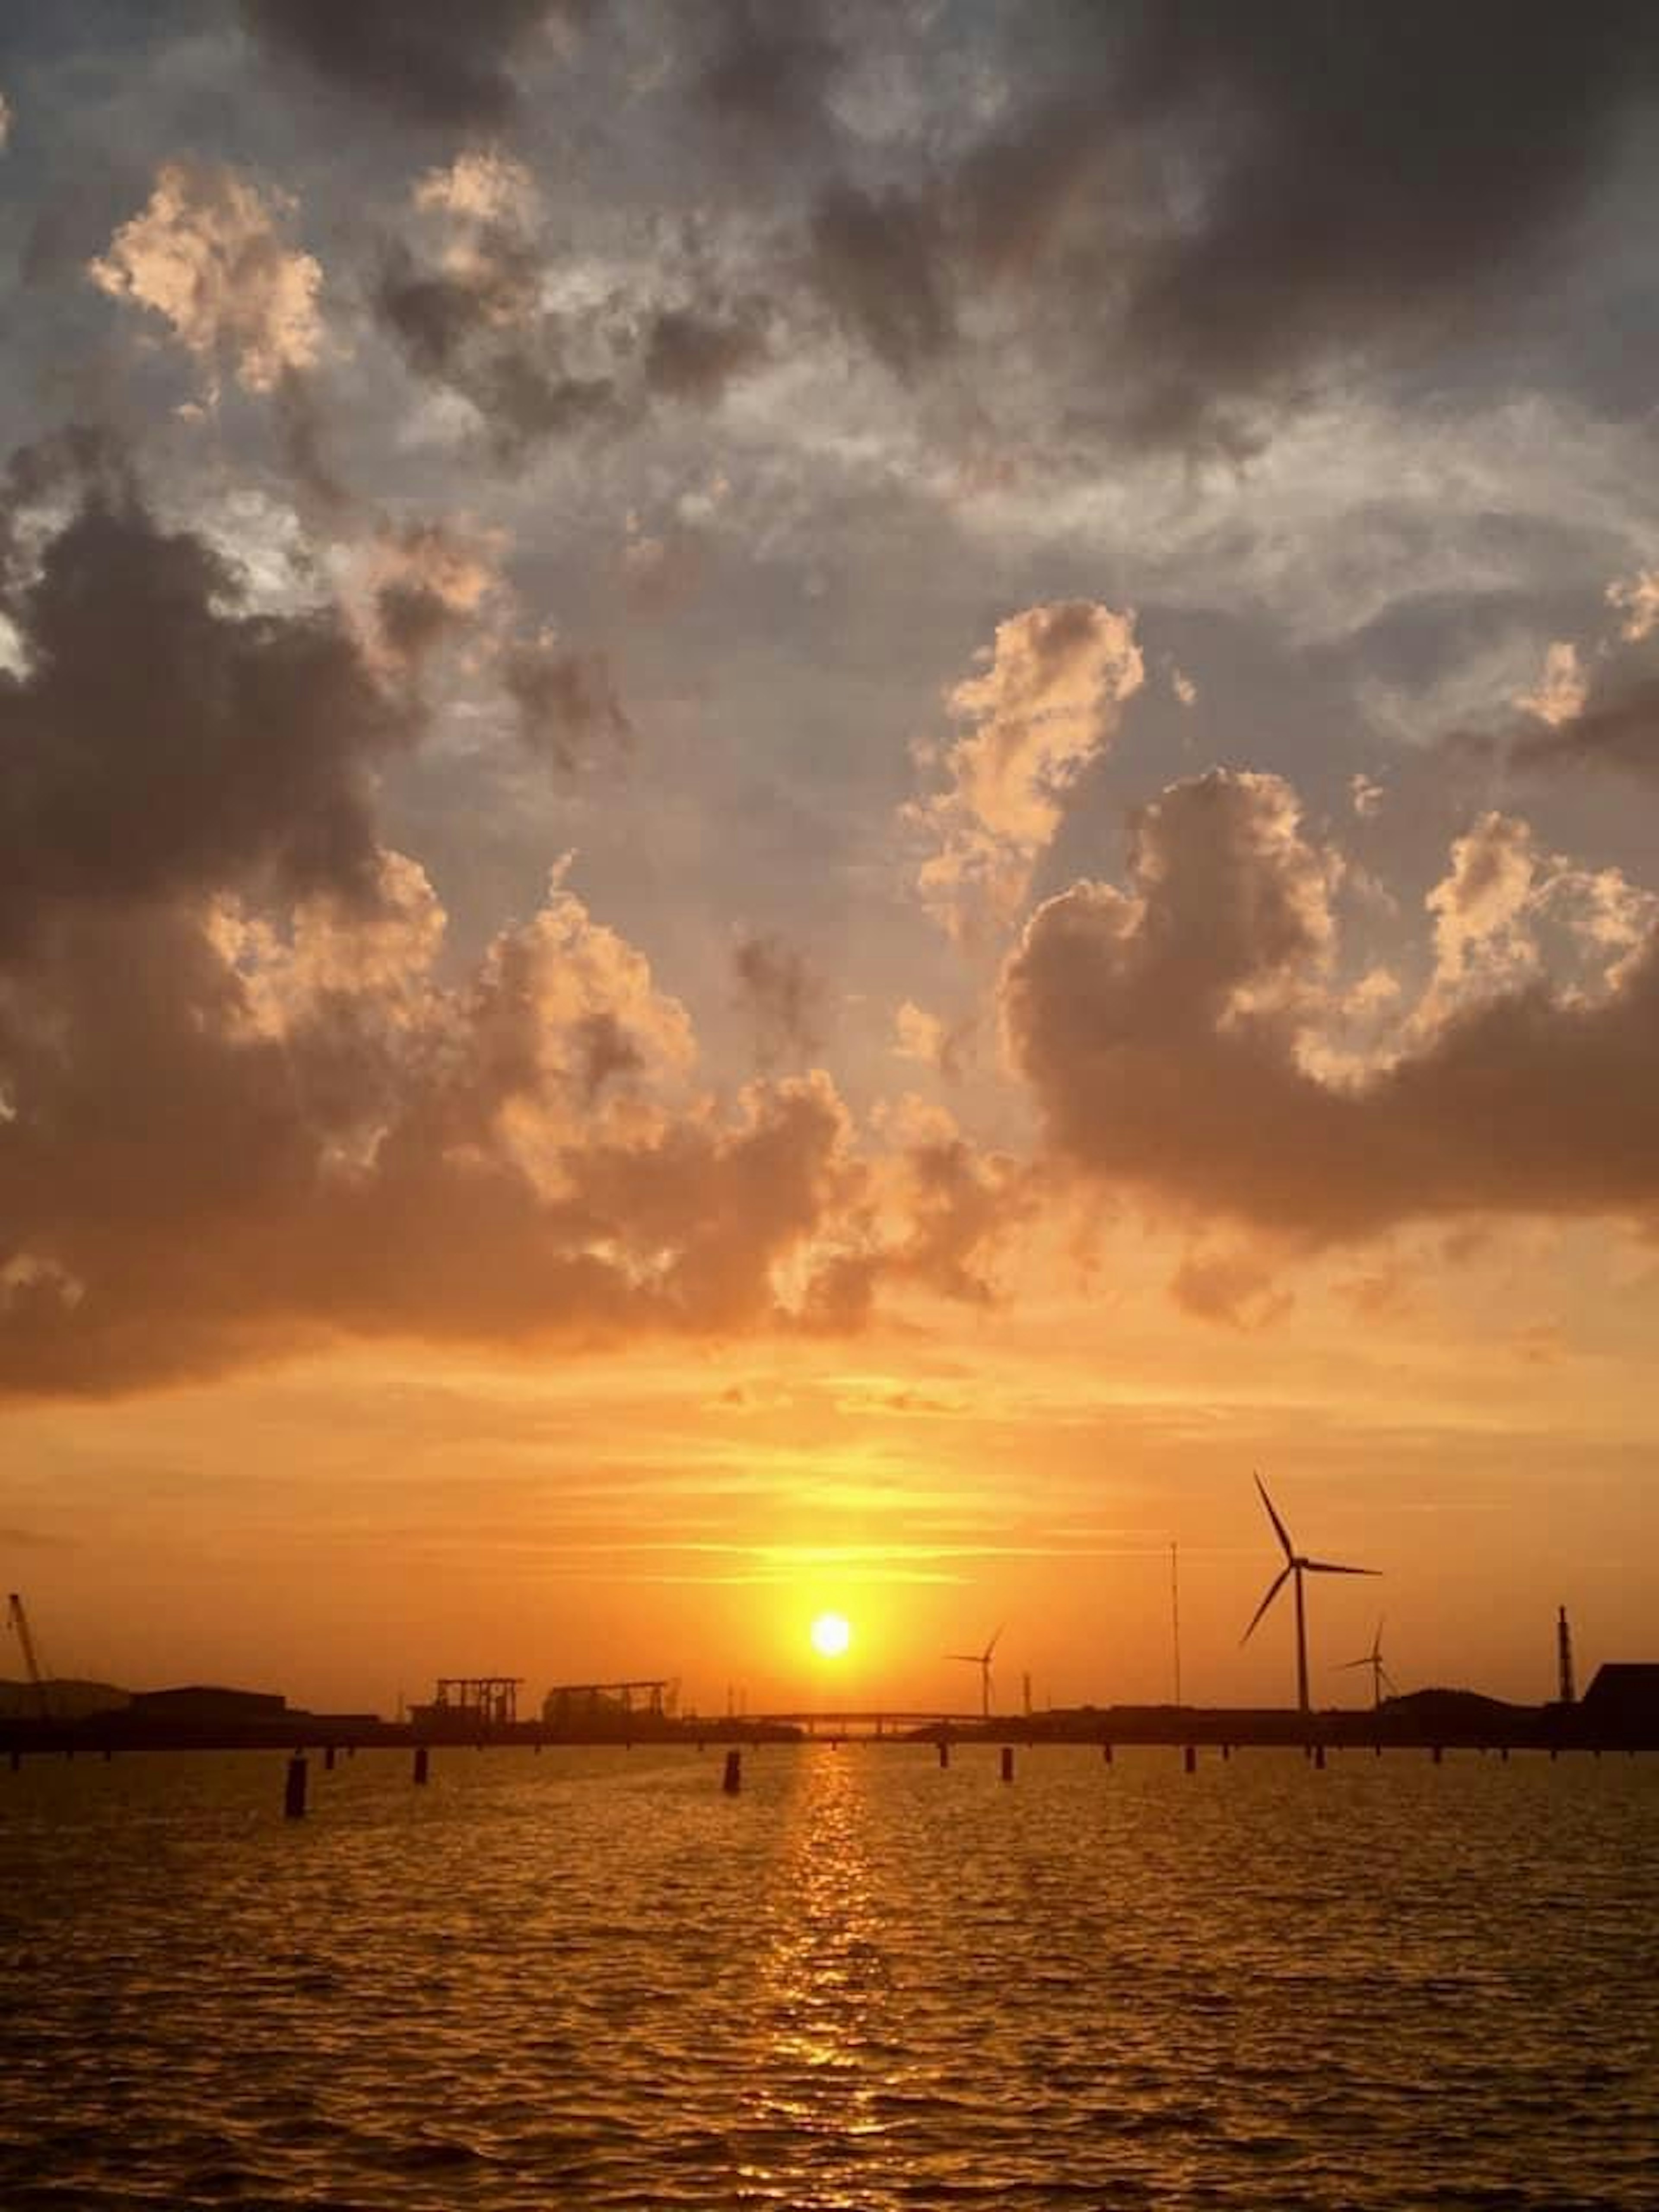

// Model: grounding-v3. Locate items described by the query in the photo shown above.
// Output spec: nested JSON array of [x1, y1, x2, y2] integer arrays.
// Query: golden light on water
[[810, 1611, 853, 1659]]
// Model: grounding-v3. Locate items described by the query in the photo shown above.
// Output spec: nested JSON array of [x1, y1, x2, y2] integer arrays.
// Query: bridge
[[750, 1710, 987, 1739]]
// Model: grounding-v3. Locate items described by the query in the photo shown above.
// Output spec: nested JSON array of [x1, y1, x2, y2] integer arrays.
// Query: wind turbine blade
[[945, 1653, 979, 1664], [1241, 1564, 1290, 1644], [984, 1624, 1005, 1662], [1335, 1656, 1372, 1670], [1302, 1558, 1379, 1577], [1254, 1471, 1295, 1562], [1379, 1666, 1398, 1697]]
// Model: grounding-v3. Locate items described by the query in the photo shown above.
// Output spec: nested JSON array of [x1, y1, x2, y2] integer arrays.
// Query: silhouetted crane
[[6, 1592, 53, 1719]]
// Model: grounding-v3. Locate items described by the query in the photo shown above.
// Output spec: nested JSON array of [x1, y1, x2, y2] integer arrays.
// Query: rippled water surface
[[3, 1743, 1657, 2208]]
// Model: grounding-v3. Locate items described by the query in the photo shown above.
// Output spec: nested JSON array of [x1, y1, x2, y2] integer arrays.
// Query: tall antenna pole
[[1170, 1541, 1183, 1707], [1557, 1605, 1576, 1705]]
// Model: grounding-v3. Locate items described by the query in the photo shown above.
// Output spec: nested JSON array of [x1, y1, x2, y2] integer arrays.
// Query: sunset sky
[[3, 3, 1659, 1719]]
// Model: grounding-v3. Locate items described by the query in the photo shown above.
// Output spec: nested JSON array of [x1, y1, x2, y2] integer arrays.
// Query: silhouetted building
[[129, 1685, 286, 1720], [409, 1676, 523, 1736], [541, 1679, 676, 1729], [1580, 1664, 1659, 1735]]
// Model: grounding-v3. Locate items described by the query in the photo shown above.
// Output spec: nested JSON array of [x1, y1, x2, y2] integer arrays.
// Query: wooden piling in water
[[413, 1744, 430, 1786], [1000, 1746, 1014, 1783], [1314, 1744, 1326, 1770], [324, 1744, 336, 1773], [1101, 1741, 1113, 1766], [937, 1738, 950, 1769], [1432, 1745, 1443, 1765], [284, 1754, 308, 1821], [722, 1748, 741, 1795], [1183, 1745, 1196, 1774]]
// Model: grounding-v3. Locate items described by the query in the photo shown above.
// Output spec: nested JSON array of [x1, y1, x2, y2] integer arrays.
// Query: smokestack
[[1557, 1605, 1576, 1706]]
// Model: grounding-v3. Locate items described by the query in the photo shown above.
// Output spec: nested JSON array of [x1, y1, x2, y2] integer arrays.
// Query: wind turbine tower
[[947, 1626, 1003, 1722], [1242, 1475, 1378, 1714], [1337, 1618, 1397, 1710]]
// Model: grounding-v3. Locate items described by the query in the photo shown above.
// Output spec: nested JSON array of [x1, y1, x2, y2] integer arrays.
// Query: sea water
[[2, 1743, 1655, 2209]]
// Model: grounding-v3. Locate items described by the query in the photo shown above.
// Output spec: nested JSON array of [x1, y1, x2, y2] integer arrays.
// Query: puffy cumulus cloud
[[908, 602, 1143, 941], [1003, 770, 1659, 1246], [376, 150, 766, 457], [1426, 812, 1544, 1005], [325, 515, 629, 766], [1516, 677, 1659, 780], [1516, 640, 1587, 727], [791, 1097, 1030, 1333], [343, 517, 505, 674], [1411, 814, 1655, 1036], [732, 932, 826, 1071], [0, 460, 414, 950], [375, 151, 611, 453], [1505, 612, 1659, 782], [89, 163, 323, 397], [0, 844, 1014, 1395], [892, 1000, 970, 1081], [1452, 564, 1659, 784], [243, 0, 575, 129], [1608, 568, 1659, 643]]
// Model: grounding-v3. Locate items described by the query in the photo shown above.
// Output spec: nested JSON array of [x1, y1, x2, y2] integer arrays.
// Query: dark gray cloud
[[693, 0, 843, 142], [373, 200, 765, 457], [0, 447, 413, 949], [505, 636, 631, 769], [374, 232, 620, 460], [807, 184, 952, 376], [243, 0, 576, 130], [732, 931, 826, 1069], [641, 303, 769, 403], [1514, 669, 1659, 781], [800, 2, 1659, 444]]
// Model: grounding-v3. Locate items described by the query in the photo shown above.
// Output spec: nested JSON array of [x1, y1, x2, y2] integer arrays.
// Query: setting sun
[[809, 1611, 852, 1659]]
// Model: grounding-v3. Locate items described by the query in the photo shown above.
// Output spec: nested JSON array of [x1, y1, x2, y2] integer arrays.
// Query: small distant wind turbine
[[1242, 1474, 1378, 1714], [947, 1625, 1003, 1721], [1337, 1618, 1397, 1710]]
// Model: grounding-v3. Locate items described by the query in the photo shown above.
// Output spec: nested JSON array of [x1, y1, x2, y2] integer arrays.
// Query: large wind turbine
[[947, 1625, 1003, 1721], [1337, 1618, 1397, 1710], [1242, 1475, 1377, 1713]]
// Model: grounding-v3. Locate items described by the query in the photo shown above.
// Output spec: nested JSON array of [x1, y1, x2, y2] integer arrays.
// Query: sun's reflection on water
[[739, 1749, 899, 2202]]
